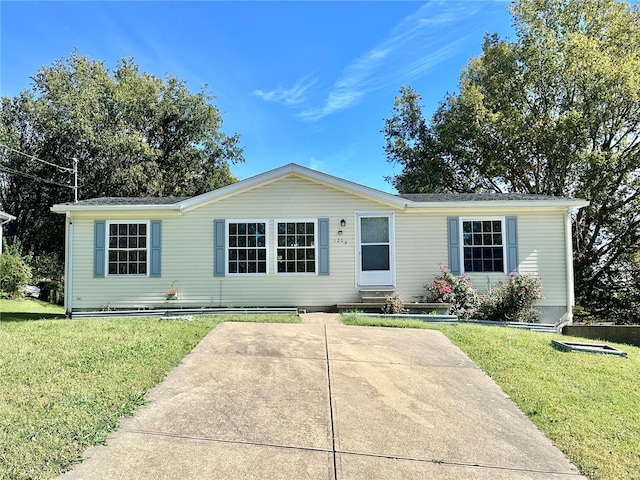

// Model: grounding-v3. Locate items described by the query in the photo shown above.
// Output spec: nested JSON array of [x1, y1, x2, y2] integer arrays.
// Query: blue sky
[[1, 1, 514, 193]]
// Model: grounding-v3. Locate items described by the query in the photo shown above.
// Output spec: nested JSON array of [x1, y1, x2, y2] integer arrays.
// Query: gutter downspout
[[65, 212, 73, 317], [559, 208, 575, 332]]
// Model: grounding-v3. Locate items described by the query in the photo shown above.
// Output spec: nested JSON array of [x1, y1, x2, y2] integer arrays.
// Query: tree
[[0, 241, 33, 297], [384, 0, 640, 322], [0, 52, 243, 266]]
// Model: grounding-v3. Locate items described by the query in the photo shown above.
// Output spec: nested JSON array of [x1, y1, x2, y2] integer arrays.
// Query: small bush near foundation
[[381, 293, 407, 314], [479, 273, 544, 323], [426, 263, 478, 319]]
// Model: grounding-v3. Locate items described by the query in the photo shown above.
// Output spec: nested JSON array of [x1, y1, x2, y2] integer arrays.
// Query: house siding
[[393, 208, 567, 302], [70, 176, 395, 310], [67, 175, 572, 322]]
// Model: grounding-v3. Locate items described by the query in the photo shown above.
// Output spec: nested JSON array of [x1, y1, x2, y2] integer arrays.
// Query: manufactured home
[[51, 163, 588, 322]]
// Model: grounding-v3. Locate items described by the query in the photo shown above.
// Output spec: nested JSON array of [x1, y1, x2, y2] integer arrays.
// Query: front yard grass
[[0, 297, 66, 321], [341, 314, 640, 480], [0, 299, 299, 480]]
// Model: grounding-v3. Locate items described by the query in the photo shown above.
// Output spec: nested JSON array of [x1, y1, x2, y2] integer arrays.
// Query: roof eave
[[50, 204, 183, 213], [404, 199, 590, 209]]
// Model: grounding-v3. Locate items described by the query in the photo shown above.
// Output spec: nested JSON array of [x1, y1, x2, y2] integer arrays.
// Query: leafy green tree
[[384, 0, 640, 322], [0, 241, 33, 297], [0, 52, 243, 263]]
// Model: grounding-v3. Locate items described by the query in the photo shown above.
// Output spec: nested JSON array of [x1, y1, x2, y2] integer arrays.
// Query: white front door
[[357, 213, 395, 286]]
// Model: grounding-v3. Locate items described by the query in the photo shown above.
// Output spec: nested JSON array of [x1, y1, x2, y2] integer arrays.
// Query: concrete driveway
[[59, 316, 585, 479]]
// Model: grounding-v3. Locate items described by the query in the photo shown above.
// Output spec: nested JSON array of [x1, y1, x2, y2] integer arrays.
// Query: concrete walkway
[[59, 314, 585, 479]]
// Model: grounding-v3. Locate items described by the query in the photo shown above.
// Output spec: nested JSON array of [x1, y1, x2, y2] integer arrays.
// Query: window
[[228, 222, 267, 274], [462, 219, 504, 272], [107, 222, 148, 275], [276, 221, 316, 273]]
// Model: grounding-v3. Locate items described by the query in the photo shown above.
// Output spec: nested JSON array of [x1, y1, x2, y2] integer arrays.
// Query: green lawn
[[0, 298, 298, 480], [341, 314, 640, 480], [0, 297, 66, 321]]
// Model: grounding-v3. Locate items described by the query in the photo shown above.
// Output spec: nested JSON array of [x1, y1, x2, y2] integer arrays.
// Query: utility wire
[[0, 142, 74, 173], [0, 165, 74, 189]]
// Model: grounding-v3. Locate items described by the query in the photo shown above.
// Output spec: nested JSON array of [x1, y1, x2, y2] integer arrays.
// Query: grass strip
[[0, 299, 299, 480], [341, 314, 640, 480]]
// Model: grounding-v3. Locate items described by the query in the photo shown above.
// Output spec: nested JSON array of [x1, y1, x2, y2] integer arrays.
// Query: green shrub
[[480, 273, 544, 322], [0, 243, 33, 297], [381, 293, 407, 314], [30, 252, 64, 282], [37, 280, 64, 303], [425, 263, 478, 319], [426, 264, 544, 322]]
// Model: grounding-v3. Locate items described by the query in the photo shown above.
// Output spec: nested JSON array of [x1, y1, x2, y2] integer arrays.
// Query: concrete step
[[359, 288, 396, 303], [360, 296, 389, 303]]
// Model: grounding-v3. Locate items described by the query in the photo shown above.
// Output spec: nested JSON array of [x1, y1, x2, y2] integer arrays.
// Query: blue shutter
[[506, 216, 519, 273], [318, 218, 330, 275], [150, 220, 162, 277], [214, 219, 226, 277], [447, 217, 461, 274], [94, 220, 106, 277]]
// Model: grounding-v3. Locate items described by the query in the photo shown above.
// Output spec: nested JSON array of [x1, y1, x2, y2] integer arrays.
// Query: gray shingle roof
[[61, 196, 190, 206], [398, 192, 574, 202]]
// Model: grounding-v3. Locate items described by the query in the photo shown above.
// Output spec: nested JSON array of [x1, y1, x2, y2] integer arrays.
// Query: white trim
[[0, 211, 15, 223], [51, 204, 182, 213], [66, 212, 73, 315], [459, 217, 506, 274], [225, 219, 269, 276], [273, 219, 318, 276], [564, 210, 575, 324], [356, 211, 396, 287], [105, 220, 151, 277], [405, 199, 589, 209], [0, 211, 14, 256]]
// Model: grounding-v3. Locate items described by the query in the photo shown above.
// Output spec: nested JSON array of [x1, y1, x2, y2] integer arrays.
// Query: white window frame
[[274, 219, 318, 275], [459, 217, 506, 274], [105, 220, 150, 277], [226, 219, 269, 275]]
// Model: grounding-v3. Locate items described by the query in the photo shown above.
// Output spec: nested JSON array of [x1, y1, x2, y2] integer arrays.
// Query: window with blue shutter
[[455, 217, 518, 274], [276, 221, 316, 273], [102, 221, 156, 276]]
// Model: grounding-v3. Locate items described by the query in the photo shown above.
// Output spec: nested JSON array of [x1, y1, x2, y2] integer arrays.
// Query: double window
[[223, 219, 318, 275], [462, 219, 504, 273], [107, 222, 148, 275]]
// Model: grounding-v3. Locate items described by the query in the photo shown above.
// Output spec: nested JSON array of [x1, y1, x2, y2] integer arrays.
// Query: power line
[[0, 143, 74, 173], [0, 165, 74, 189], [0, 142, 79, 202]]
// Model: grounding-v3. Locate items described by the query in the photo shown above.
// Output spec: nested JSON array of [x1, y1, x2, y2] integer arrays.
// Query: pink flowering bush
[[427, 263, 544, 322], [479, 273, 544, 323], [425, 263, 478, 319]]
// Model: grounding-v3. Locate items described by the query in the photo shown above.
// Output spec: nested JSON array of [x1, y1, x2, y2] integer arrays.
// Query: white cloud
[[253, 76, 317, 106], [299, 1, 480, 121], [307, 157, 327, 172]]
